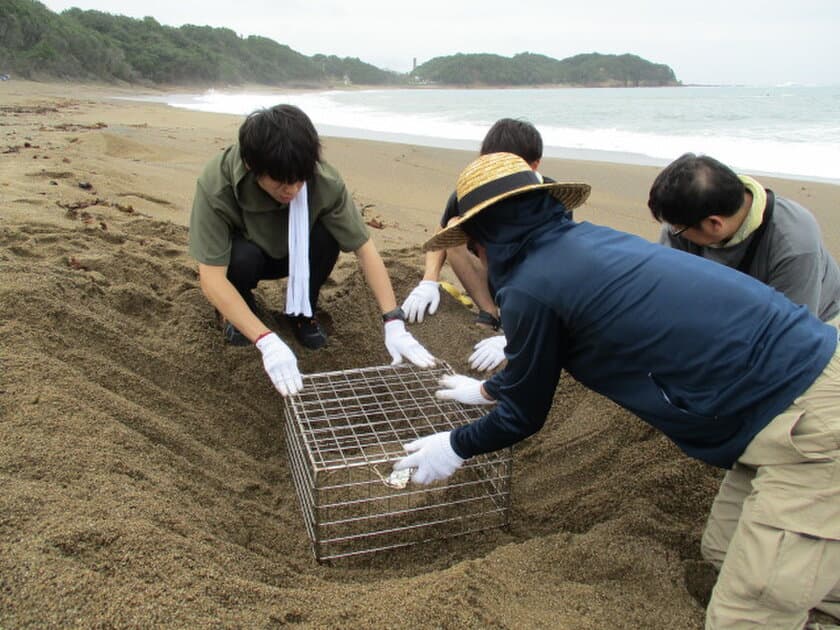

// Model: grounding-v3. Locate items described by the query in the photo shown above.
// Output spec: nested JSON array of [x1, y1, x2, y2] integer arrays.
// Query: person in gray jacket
[[393, 152, 840, 628], [648, 153, 840, 322]]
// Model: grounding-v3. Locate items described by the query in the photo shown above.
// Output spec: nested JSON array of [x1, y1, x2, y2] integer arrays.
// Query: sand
[[2, 80, 839, 628]]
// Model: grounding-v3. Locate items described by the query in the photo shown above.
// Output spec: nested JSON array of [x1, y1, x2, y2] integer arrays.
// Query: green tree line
[[0, 0, 401, 84], [0, 1, 679, 87], [413, 52, 678, 86]]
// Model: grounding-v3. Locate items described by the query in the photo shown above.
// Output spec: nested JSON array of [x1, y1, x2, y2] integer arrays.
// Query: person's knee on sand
[[222, 222, 339, 348]]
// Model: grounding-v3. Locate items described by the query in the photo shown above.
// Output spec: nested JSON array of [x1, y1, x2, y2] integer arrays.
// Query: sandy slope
[[2, 80, 838, 628]]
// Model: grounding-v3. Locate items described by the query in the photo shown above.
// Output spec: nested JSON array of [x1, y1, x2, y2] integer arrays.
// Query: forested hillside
[[412, 52, 678, 86], [0, 0, 400, 84], [0, 1, 679, 87]]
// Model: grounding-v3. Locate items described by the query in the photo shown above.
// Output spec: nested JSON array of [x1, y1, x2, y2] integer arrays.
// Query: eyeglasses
[[668, 223, 694, 237]]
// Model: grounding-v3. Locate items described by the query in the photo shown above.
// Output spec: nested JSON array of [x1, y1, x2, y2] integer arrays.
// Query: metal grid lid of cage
[[284, 361, 513, 562]]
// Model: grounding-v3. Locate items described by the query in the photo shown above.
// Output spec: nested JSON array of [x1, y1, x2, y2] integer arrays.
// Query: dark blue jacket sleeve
[[451, 289, 567, 458]]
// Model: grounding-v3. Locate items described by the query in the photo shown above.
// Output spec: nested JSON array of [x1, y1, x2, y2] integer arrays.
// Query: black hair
[[238, 104, 321, 183], [480, 118, 543, 164], [648, 153, 745, 226]]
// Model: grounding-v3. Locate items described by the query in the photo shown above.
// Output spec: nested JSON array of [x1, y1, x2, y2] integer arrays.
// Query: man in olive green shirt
[[189, 104, 433, 396]]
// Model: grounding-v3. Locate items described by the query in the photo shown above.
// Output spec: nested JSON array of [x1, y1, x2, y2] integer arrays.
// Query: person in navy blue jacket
[[394, 152, 840, 628]]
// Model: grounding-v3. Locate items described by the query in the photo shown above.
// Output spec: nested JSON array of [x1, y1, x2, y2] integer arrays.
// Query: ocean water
[[137, 86, 840, 183]]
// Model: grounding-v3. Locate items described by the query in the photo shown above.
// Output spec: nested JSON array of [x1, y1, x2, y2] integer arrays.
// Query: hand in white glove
[[435, 374, 495, 405], [384, 319, 435, 367], [393, 431, 464, 485], [468, 334, 507, 372], [256, 332, 303, 396], [401, 280, 440, 323]]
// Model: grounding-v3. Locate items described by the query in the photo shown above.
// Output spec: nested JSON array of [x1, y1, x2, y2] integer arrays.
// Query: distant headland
[[1, 1, 679, 88]]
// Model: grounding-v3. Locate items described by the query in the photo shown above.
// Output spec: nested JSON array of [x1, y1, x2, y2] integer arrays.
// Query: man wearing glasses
[[394, 153, 840, 628], [648, 153, 840, 323]]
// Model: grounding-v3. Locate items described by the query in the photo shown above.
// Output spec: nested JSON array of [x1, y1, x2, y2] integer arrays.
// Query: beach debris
[[58, 198, 104, 211], [439, 281, 474, 308], [67, 255, 89, 271], [78, 181, 93, 190], [117, 191, 171, 206], [0, 105, 58, 115], [386, 467, 413, 489], [3, 141, 43, 153], [46, 122, 107, 132], [359, 201, 385, 229], [373, 464, 413, 489], [57, 198, 139, 217], [33, 169, 72, 179]]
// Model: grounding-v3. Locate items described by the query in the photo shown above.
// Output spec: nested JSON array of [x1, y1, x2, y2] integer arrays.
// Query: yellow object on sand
[[439, 281, 474, 308]]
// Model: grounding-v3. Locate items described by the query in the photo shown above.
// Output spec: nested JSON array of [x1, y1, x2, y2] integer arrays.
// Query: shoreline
[[116, 83, 840, 187], [3, 80, 839, 255], [318, 123, 840, 186]]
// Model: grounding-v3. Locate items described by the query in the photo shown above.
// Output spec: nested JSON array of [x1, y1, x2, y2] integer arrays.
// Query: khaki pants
[[701, 345, 840, 629]]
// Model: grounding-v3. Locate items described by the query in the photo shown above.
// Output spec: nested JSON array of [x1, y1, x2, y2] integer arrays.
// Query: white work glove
[[401, 280, 440, 323], [393, 431, 464, 485], [256, 332, 302, 397], [435, 374, 495, 405], [468, 335, 507, 372], [384, 320, 435, 367]]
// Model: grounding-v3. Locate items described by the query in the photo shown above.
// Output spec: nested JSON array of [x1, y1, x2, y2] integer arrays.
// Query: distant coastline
[[3, 3, 678, 88]]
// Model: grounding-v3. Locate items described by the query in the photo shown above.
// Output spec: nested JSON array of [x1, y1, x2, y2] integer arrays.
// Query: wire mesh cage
[[284, 361, 513, 562]]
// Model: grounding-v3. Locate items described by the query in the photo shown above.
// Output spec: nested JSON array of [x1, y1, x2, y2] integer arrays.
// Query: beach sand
[[2, 80, 839, 628]]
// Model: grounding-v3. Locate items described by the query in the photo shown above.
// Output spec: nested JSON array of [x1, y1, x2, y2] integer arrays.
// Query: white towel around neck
[[285, 182, 312, 317]]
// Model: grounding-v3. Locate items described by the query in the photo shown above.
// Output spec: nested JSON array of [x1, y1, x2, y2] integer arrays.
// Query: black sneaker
[[217, 291, 258, 347], [223, 322, 250, 347], [287, 314, 328, 350]]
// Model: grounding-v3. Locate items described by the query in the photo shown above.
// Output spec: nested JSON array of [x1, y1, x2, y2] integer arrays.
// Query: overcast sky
[[39, 0, 840, 86]]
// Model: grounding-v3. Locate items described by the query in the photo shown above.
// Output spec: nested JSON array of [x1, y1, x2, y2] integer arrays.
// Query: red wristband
[[254, 331, 272, 344]]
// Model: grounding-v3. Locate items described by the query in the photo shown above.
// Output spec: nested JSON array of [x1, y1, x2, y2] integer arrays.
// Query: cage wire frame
[[284, 361, 513, 562]]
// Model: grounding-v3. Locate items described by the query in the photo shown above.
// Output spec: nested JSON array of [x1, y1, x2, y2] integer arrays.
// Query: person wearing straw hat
[[189, 104, 434, 397], [649, 152, 840, 323], [401, 118, 566, 373], [393, 152, 840, 628]]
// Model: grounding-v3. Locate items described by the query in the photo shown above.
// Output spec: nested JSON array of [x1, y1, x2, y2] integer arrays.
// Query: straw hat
[[423, 152, 591, 251]]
